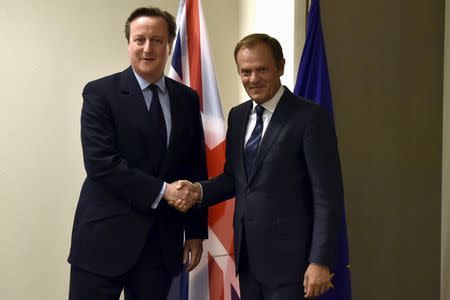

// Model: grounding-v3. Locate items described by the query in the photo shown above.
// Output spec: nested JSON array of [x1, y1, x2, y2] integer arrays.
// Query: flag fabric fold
[[294, 1, 352, 299], [168, 0, 240, 299]]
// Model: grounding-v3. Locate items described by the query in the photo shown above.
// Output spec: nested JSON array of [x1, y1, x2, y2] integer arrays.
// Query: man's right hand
[[303, 263, 334, 298], [163, 180, 201, 212]]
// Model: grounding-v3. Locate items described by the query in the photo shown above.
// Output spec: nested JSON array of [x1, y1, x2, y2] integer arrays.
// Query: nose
[[249, 71, 260, 83], [143, 40, 152, 53]]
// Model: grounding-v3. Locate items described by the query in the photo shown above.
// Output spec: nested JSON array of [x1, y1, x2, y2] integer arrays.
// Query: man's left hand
[[303, 263, 334, 298], [183, 239, 203, 272]]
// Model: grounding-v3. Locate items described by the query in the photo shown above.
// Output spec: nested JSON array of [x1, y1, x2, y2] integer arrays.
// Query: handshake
[[163, 180, 202, 212]]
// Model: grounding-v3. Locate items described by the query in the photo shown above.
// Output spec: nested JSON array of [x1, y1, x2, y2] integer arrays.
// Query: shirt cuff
[[196, 182, 204, 203], [152, 182, 167, 209]]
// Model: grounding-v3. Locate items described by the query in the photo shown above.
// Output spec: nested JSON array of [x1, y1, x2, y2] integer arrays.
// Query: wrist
[[163, 182, 174, 201], [193, 182, 203, 203]]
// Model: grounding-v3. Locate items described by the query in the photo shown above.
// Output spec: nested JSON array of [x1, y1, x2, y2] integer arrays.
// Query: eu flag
[[294, 1, 352, 299]]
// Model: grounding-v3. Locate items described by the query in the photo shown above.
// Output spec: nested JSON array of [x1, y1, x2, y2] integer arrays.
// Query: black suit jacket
[[68, 67, 208, 277], [201, 88, 343, 284]]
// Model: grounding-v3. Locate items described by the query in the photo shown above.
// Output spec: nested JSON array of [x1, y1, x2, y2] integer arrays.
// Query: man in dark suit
[[173, 34, 343, 300], [68, 7, 207, 300]]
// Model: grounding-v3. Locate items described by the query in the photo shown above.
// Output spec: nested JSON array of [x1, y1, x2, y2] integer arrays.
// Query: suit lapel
[[246, 90, 293, 185], [119, 67, 152, 135]]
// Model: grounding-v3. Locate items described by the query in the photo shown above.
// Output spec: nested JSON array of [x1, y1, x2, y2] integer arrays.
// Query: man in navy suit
[[174, 34, 343, 300], [68, 7, 207, 300]]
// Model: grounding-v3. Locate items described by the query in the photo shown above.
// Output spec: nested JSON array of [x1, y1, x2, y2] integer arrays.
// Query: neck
[[133, 69, 164, 84]]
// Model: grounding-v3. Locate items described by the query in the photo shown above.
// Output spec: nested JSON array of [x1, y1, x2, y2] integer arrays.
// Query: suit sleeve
[[199, 108, 236, 207], [81, 82, 164, 212], [303, 106, 344, 269], [184, 93, 209, 240]]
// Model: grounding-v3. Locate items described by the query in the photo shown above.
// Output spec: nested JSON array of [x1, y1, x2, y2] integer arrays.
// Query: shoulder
[[82, 69, 125, 95], [165, 76, 198, 98], [230, 99, 252, 115], [282, 89, 328, 120], [282, 88, 318, 111], [165, 77, 202, 115], [85, 70, 123, 88]]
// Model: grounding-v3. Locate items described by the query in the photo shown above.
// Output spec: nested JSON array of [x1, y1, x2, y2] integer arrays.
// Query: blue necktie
[[244, 105, 264, 176], [148, 84, 167, 160]]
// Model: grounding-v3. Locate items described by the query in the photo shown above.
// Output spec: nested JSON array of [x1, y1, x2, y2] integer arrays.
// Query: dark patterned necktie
[[244, 105, 264, 176], [148, 84, 167, 159]]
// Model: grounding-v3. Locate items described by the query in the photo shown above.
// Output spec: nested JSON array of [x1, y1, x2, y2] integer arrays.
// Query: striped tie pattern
[[244, 105, 264, 176]]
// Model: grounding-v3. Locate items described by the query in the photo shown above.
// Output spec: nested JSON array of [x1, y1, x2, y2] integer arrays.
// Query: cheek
[[129, 47, 139, 58]]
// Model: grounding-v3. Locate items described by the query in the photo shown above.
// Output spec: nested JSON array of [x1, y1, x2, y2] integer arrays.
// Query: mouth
[[141, 58, 155, 62], [249, 86, 264, 92]]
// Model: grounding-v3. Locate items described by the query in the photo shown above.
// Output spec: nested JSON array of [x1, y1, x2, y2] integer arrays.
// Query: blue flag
[[294, 1, 352, 299]]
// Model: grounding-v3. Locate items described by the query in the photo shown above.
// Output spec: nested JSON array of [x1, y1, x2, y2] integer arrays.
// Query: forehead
[[236, 43, 277, 67], [130, 16, 168, 35]]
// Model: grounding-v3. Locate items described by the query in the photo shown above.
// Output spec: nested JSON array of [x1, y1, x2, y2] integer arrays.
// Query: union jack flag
[[168, 0, 240, 299]]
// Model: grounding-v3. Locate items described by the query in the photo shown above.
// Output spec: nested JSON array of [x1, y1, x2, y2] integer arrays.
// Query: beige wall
[[321, 0, 444, 299], [202, 0, 241, 115]]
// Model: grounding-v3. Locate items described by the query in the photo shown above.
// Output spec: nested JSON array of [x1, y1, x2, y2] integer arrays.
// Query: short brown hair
[[125, 7, 176, 44], [234, 33, 284, 65]]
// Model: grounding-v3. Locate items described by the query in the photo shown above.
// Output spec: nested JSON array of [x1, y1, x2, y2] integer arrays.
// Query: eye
[[151, 38, 163, 46], [240, 70, 250, 76], [258, 67, 268, 73], [134, 37, 145, 45]]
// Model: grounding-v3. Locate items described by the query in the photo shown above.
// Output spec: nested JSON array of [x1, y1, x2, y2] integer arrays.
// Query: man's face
[[236, 43, 285, 104], [128, 16, 172, 83]]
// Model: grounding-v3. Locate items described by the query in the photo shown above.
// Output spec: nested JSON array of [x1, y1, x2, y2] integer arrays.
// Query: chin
[[251, 95, 264, 101]]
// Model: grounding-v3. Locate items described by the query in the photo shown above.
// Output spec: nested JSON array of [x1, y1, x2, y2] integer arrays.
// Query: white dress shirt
[[244, 85, 285, 146]]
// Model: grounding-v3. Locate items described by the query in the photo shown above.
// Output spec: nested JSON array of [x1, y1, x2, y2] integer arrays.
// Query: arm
[[303, 106, 344, 267], [170, 107, 236, 210], [169, 170, 234, 211], [199, 109, 236, 207], [178, 93, 208, 272], [302, 106, 343, 297], [182, 93, 208, 240]]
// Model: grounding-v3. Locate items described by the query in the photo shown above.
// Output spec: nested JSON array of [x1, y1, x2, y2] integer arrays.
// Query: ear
[[168, 42, 173, 55], [278, 58, 286, 76]]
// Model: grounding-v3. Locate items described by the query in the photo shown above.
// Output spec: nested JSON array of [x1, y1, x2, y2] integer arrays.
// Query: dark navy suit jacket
[[201, 88, 343, 284], [68, 67, 208, 277]]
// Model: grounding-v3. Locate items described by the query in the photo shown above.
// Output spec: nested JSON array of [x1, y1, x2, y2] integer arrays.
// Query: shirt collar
[[132, 69, 166, 93], [252, 85, 285, 113]]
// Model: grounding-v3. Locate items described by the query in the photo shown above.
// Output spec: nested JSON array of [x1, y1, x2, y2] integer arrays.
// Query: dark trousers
[[69, 226, 172, 300], [238, 226, 305, 300]]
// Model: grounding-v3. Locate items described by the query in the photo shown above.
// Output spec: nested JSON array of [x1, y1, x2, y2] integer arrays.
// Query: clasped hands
[[163, 180, 201, 212]]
